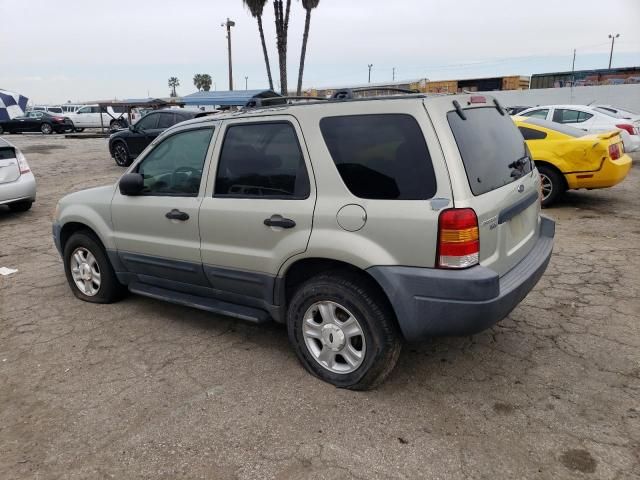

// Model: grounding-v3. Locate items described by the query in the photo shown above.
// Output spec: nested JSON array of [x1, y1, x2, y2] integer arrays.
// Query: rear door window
[[521, 109, 549, 119], [447, 107, 531, 196], [320, 114, 436, 200], [553, 109, 593, 124], [215, 122, 310, 198], [157, 113, 175, 129], [518, 126, 547, 140]]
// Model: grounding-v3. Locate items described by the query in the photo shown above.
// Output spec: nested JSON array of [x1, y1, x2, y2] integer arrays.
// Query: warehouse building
[[530, 66, 640, 89]]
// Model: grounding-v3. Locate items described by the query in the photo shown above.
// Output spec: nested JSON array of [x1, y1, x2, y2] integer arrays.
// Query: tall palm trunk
[[296, 8, 312, 96], [274, 0, 291, 95], [257, 16, 274, 91]]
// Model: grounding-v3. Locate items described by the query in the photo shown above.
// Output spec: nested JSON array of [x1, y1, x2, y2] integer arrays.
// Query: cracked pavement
[[0, 134, 638, 479]]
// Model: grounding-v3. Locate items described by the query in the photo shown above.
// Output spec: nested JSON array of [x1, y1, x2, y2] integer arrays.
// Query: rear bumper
[[367, 216, 555, 341], [565, 154, 632, 190], [0, 173, 36, 205]]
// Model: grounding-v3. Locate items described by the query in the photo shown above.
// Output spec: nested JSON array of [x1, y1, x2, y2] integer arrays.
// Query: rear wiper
[[508, 155, 529, 170]]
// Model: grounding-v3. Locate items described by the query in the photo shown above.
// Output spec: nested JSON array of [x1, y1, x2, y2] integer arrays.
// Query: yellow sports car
[[513, 116, 632, 206]]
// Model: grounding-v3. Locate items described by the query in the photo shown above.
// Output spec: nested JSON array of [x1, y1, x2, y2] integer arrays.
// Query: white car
[[518, 104, 640, 152], [0, 138, 36, 212], [67, 105, 127, 131], [31, 105, 65, 116]]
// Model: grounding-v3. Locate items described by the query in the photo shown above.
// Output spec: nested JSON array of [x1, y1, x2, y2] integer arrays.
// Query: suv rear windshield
[[320, 114, 436, 200], [448, 107, 531, 196]]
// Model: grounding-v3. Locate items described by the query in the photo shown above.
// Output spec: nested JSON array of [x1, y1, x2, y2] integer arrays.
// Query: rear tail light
[[469, 96, 486, 104], [609, 143, 621, 160], [437, 208, 479, 269], [54, 116, 64, 121], [616, 124, 634, 135], [16, 149, 30, 174]]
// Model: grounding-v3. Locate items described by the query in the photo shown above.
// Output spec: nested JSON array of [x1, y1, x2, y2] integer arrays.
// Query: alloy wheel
[[540, 172, 552, 201], [41, 123, 52, 134], [113, 143, 128, 166], [70, 247, 101, 296], [302, 301, 366, 374]]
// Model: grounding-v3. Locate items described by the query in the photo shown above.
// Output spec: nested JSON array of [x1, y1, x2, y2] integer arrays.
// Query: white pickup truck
[[67, 105, 127, 131]]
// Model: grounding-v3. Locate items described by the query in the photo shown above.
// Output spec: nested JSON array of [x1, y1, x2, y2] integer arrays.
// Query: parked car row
[[512, 104, 640, 152]]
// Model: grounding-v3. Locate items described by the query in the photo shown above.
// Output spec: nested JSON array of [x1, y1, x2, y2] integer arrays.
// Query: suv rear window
[[447, 107, 531, 196], [320, 114, 436, 200]]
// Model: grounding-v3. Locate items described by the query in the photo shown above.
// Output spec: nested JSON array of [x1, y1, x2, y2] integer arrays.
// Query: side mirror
[[119, 173, 144, 196]]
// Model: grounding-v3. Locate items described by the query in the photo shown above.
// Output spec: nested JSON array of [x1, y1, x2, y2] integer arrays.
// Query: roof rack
[[245, 96, 329, 108], [332, 87, 420, 100]]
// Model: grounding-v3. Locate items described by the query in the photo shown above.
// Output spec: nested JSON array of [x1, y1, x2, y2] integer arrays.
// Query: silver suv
[[52, 93, 555, 389]]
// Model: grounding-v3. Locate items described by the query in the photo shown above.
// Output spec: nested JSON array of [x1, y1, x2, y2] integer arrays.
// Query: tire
[[112, 141, 132, 167], [74, 128, 85, 133], [63, 231, 126, 304], [40, 123, 53, 135], [0, 125, 4, 134], [537, 164, 565, 208], [287, 271, 402, 390], [8, 201, 32, 212]]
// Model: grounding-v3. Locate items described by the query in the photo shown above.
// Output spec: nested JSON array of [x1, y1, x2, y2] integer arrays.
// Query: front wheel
[[537, 164, 565, 208], [63, 231, 126, 303], [74, 128, 85, 133], [40, 123, 53, 135], [287, 272, 402, 390], [112, 141, 132, 167]]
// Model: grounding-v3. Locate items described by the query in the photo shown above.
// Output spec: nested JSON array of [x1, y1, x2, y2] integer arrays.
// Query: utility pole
[[392, 67, 396, 82], [570, 49, 576, 103], [608, 33, 619, 69], [245, 76, 248, 90], [368, 64, 373, 83], [222, 18, 236, 90]]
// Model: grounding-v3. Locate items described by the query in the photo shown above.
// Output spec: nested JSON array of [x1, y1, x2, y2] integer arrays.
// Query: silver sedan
[[0, 138, 36, 212]]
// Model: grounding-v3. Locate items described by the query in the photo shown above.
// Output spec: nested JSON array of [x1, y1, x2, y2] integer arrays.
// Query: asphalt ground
[[1, 133, 639, 479]]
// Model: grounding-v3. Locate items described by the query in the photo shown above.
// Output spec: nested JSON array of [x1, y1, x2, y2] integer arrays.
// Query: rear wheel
[[8, 201, 32, 212], [538, 164, 565, 208], [40, 123, 53, 135], [112, 141, 132, 167], [74, 128, 85, 133], [287, 272, 402, 390], [63, 231, 126, 303], [0, 125, 4, 134]]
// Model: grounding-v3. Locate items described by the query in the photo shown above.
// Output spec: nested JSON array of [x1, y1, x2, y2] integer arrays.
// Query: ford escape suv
[[52, 92, 555, 390]]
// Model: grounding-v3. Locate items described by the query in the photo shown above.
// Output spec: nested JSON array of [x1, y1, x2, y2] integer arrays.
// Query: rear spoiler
[[596, 131, 621, 140]]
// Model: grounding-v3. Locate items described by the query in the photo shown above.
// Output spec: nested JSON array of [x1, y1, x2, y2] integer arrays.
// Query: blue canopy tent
[[181, 89, 281, 107], [0, 89, 29, 121]]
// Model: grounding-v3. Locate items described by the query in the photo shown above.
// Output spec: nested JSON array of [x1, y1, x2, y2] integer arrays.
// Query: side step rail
[[128, 282, 271, 324]]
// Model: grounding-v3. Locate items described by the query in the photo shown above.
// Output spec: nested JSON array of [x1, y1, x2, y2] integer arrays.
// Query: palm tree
[[273, 0, 292, 95], [242, 0, 274, 91], [168, 77, 180, 97], [201, 74, 213, 91], [193, 74, 203, 91], [296, 0, 319, 95]]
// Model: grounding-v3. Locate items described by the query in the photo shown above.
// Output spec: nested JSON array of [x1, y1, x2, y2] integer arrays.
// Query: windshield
[[448, 107, 532, 196], [522, 117, 587, 137]]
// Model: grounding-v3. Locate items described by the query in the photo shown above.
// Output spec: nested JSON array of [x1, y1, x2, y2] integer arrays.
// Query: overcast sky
[[1, 0, 639, 104]]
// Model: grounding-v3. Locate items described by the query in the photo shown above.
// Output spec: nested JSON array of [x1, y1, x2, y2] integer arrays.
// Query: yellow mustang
[[513, 116, 632, 206]]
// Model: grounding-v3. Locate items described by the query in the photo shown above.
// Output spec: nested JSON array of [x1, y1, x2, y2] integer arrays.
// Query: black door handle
[[264, 215, 296, 229], [165, 209, 189, 221]]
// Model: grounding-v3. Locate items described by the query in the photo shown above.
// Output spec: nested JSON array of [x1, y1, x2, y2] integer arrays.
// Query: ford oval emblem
[[517, 184, 525, 193]]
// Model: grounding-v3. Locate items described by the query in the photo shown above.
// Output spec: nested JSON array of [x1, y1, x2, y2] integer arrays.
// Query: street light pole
[[245, 76, 248, 90], [392, 67, 395, 82], [368, 64, 373, 83], [222, 18, 236, 90], [608, 33, 619, 69]]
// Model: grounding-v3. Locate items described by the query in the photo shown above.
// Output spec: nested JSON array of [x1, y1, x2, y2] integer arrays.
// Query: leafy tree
[[193, 74, 203, 91], [242, 0, 274, 91], [200, 74, 213, 91], [168, 77, 180, 97], [296, 0, 319, 95]]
